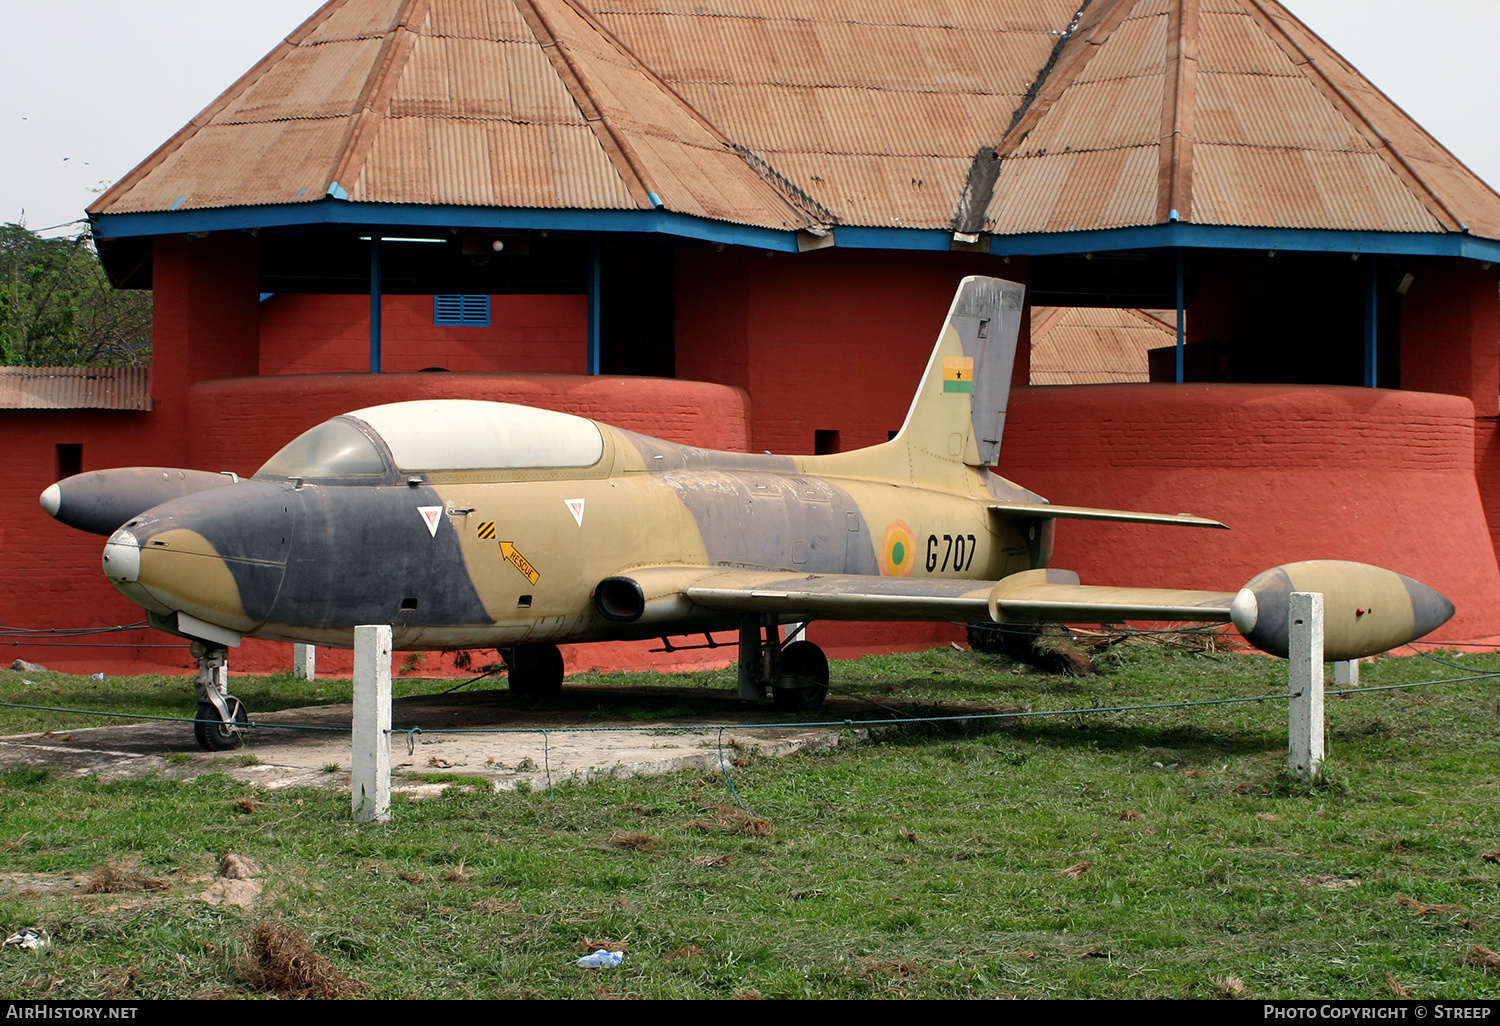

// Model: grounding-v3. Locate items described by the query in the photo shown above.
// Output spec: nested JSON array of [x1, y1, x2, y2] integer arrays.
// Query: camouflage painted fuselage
[[104, 420, 1050, 651]]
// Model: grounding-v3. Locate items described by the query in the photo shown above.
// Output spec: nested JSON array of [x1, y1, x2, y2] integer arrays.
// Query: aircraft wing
[[604, 566, 1235, 625], [989, 503, 1227, 529], [600, 560, 1453, 662]]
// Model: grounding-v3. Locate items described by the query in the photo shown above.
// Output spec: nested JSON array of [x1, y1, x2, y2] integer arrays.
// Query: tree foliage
[[0, 223, 151, 366]]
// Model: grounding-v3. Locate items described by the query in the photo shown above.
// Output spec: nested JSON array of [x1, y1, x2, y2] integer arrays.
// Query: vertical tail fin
[[892, 276, 1025, 468]]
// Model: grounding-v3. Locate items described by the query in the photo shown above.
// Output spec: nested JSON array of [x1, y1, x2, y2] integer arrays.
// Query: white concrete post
[[1333, 659, 1358, 687], [1288, 592, 1325, 781], [352, 625, 392, 822], [293, 643, 316, 680]]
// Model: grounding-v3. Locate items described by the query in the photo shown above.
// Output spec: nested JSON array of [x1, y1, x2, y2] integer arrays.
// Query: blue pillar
[[1175, 248, 1185, 384], [369, 234, 383, 374], [1363, 256, 1378, 387], [587, 234, 601, 375]]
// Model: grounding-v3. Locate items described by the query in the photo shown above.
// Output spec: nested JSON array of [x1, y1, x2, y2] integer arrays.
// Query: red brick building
[[6, 0, 1499, 675]]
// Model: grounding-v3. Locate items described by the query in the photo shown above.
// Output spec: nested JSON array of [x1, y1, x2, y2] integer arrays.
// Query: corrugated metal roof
[[1029, 306, 1172, 385], [90, 0, 1500, 245], [0, 367, 152, 411]]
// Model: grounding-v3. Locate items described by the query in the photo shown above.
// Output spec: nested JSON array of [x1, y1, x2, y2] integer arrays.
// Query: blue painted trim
[[828, 226, 957, 251], [1364, 257, 1378, 388], [92, 201, 801, 252], [1175, 249, 1184, 384], [89, 201, 1500, 262], [587, 234, 601, 376], [369, 235, 382, 374], [986, 222, 1500, 262]]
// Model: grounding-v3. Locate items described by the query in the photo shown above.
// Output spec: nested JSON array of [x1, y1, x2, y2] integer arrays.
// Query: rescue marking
[[565, 498, 586, 526], [477, 521, 496, 540], [943, 356, 974, 393], [500, 541, 541, 585], [417, 505, 443, 537], [880, 520, 916, 577]]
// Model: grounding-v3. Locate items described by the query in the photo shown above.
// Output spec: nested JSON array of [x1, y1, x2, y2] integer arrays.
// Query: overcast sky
[[2, 1, 1496, 238]]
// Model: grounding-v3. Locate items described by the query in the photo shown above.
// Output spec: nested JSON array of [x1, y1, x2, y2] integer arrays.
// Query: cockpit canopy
[[256, 400, 605, 480]]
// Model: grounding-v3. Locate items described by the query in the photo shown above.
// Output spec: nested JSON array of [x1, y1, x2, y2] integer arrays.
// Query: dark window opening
[[517, 595, 533, 608], [815, 430, 841, 455], [55, 444, 82, 480], [400, 597, 419, 611]]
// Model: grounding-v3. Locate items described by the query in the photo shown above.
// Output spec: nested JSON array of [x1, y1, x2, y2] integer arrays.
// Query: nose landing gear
[[190, 641, 247, 751]]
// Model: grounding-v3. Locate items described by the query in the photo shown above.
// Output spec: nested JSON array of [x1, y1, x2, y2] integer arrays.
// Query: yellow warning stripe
[[477, 522, 496, 540]]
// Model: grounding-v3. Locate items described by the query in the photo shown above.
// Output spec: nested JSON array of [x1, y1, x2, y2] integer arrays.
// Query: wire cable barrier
[[5, 663, 1496, 812]]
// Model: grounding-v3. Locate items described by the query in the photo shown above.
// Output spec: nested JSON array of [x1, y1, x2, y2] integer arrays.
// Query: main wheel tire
[[193, 696, 247, 752], [504, 644, 565, 698], [773, 640, 829, 712]]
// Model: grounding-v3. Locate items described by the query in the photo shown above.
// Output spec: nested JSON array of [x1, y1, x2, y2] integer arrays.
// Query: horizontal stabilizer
[[990, 503, 1226, 529]]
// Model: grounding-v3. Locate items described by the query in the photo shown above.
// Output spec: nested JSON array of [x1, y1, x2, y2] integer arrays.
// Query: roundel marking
[[881, 519, 916, 577]]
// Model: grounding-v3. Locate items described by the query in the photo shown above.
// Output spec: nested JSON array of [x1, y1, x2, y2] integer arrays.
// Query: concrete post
[[1288, 592, 1325, 781], [1333, 659, 1358, 687], [352, 625, 392, 822], [293, 644, 316, 680]]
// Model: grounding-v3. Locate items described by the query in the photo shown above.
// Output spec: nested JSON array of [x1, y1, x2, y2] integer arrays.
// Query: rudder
[[891, 276, 1025, 469]]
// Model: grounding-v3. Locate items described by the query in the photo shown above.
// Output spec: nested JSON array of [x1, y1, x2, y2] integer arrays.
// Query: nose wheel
[[194, 696, 248, 751], [190, 642, 247, 751]]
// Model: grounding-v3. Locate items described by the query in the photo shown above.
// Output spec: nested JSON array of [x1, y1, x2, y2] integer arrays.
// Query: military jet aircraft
[[41, 276, 1454, 750]]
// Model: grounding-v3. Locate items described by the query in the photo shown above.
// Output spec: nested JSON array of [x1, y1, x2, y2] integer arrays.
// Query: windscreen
[[256, 418, 388, 479]]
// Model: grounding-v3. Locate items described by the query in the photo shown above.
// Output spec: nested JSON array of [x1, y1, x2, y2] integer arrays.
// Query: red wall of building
[[258, 294, 587, 375], [997, 383, 1500, 643]]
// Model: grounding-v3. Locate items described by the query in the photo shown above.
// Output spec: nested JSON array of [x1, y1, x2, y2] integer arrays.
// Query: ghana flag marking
[[943, 356, 974, 393], [880, 519, 916, 577]]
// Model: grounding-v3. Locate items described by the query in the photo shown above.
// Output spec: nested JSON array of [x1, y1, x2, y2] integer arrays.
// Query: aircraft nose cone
[[39, 484, 61, 519], [102, 529, 141, 584]]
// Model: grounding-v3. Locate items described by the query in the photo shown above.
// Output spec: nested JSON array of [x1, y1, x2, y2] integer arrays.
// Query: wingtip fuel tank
[[40, 467, 239, 536], [1229, 560, 1455, 661]]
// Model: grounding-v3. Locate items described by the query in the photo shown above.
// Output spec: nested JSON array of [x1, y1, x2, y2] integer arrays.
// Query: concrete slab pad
[[0, 683, 882, 795]]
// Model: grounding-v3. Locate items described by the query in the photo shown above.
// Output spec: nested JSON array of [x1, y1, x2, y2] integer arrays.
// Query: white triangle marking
[[565, 498, 586, 526], [418, 505, 443, 537]]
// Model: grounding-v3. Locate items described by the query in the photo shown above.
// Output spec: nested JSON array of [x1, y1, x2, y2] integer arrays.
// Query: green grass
[[1, 641, 1499, 998]]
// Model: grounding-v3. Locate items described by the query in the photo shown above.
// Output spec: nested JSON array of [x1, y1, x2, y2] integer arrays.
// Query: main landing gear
[[502, 643, 565, 698], [737, 616, 829, 712], [191, 641, 247, 751]]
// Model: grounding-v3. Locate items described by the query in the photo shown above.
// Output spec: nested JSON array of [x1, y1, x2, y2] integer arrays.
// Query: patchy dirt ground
[[0, 683, 888, 796]]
